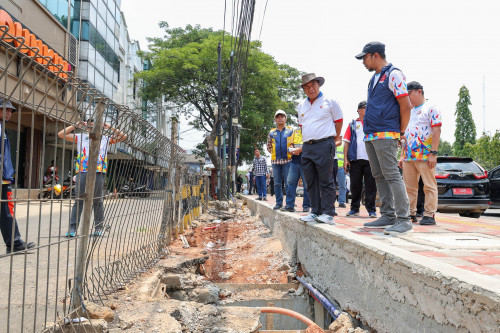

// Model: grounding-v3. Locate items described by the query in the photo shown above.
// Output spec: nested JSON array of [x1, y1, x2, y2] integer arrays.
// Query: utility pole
[[216, 42, 224, 200], [227, 51, 235, 198]]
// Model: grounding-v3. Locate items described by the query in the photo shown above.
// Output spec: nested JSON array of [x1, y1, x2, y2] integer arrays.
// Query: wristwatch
[[429, 150, 438, 155]]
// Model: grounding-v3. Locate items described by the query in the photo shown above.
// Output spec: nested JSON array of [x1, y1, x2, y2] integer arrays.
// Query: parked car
[[435, 156, 490, 218], [488, 165, 500, 209]]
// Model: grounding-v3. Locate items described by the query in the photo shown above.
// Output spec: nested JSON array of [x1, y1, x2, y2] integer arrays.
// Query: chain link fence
[[0, 21, 204, 333]]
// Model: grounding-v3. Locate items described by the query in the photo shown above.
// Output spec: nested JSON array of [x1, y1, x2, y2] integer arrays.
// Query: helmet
[[54, 184, 62, 195]]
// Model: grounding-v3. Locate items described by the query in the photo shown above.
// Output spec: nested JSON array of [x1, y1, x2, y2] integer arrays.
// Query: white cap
[[274, 110, 286, 117]]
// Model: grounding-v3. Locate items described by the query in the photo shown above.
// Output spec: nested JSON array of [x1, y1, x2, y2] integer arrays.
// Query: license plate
[[452, 188, 473, 195]]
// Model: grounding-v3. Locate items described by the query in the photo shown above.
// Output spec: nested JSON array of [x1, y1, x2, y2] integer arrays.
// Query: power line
[[258, 0, 269, 40]]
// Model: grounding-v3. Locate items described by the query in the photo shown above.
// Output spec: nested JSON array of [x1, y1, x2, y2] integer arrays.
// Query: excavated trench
[[83, 202, 369, 332]]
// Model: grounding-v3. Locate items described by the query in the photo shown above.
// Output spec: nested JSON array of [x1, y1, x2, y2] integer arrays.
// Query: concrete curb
[[244, 197, 500, 333]]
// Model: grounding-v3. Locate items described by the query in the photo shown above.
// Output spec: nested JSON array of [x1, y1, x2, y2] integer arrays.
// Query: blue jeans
[[286, 162, 311, 209], [272, 163, 290, 207], [255, 175, 267, 198], [337, 166, 347, 204]]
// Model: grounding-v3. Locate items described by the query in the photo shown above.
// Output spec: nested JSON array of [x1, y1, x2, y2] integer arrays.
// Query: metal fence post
[[70, 99, 105, 317]]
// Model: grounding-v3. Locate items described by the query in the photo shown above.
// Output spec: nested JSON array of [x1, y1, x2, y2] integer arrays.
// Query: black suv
[[488, 165, 500, 209], [436, 156, 490, 218]]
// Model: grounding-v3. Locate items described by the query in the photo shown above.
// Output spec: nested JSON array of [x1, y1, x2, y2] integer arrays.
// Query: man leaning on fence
[[0, 98, 36, 253], [58, 119, 127, 237]]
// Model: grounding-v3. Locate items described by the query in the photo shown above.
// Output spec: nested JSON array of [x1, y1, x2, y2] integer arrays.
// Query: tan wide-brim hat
[[300, 73, 325, 88]]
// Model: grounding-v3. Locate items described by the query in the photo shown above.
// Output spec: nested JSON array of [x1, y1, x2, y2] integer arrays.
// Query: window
[[39, 0, 69, 28]]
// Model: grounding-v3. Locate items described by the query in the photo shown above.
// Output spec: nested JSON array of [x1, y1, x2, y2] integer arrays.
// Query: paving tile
[[457, 265, 500, 275], [473, 251, 500, 256], [460, 256, 500, 265], [413, 251, 449, 258], [432, 257, 478, 266], [352, 231, 373, 236], [441, 251, 481, 257]]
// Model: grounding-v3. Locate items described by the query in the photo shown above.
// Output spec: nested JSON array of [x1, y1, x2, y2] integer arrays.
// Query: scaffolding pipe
[[296, 275, 341, 320]]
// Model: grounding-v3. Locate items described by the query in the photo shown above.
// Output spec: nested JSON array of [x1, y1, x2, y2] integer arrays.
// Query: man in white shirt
[[298, 73, 343, 224]]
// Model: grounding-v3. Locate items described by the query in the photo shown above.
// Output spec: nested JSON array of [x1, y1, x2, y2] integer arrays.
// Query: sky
[[121, 0, 500, 151]]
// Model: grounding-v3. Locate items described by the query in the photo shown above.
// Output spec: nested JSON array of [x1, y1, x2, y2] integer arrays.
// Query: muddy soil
[[178, 204, 291, 284]]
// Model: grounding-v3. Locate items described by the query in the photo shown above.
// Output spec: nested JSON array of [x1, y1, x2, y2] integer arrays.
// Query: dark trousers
[[350, 159, 377, 213], [270, 177, 274, 196], [417, 177, 424, 214], [249, 178, 254, 194], [332, 159, 338, 202], [1, 184, 23, 247], [301, 138, 336, 216]]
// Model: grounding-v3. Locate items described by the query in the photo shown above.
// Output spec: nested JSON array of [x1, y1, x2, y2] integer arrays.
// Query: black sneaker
[[273, 205, 282, 210], [280, 206, 295, 212], [6, 241, 36, 254], [256, 197, 262, 201], [338, 203, 346, 208], [420, 216, 436, 225], [410, 215, 418, 223]]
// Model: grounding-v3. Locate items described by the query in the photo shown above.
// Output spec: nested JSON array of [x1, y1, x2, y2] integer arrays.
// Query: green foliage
[[465, 131, 500, 170], [439, 140, 454, 156], [135, 23, 303, 165], [453, 86, 476, 156]]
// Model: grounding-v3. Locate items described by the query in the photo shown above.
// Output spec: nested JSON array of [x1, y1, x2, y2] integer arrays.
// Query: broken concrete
[[245, 197, 500, 333]]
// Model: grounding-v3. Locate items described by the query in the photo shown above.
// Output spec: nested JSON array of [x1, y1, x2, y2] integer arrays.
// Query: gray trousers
[[69, 172, 105, 233], [365, 139, 410, 220], [301, 138, 336, 217]]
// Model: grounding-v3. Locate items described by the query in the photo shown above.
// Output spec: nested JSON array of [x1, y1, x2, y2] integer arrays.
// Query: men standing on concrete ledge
[[399, 81, 441, 226], [252, 149, 268, 201], [298, 73, 343, 224], [267, 110, 293, 210], [344, 101, 377, 218], [355, 41, 412, 234]]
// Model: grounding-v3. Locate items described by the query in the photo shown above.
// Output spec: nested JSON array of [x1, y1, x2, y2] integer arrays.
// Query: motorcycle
[[38, 168, 62, 199], [119, 179, 151, 198], [61, 172, 76, 199], [38, 171, 75, 200]]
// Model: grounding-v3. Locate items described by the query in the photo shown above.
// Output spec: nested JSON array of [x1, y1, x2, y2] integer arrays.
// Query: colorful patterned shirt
[[402, 101, 442, 161], [74, 134, 111, 173], [364, 69, 407, 142]]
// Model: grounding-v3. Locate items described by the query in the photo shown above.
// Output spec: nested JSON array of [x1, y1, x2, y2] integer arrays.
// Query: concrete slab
[[243, 194, 500, 333]]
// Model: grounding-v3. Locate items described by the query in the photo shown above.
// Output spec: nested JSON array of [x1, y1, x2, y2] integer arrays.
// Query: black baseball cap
[[407, 81, 424, 91], [355, 41, 385, 60], [357, 101, 367, 109]]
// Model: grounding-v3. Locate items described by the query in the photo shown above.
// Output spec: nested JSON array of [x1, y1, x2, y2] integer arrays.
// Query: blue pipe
[[296, 275, 341, 320]]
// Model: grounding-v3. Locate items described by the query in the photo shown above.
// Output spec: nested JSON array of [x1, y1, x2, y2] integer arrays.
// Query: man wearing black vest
[[343, 101, 377, 218], [355, 42, 412, 234]]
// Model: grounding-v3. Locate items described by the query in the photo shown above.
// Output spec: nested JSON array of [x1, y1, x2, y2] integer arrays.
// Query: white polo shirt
[[298, 92, 343, 142]]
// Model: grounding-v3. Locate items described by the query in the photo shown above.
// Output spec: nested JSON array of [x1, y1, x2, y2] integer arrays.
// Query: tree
[[135, 23, 302, 168], [439, 140, 454, 156], [466, 131, 500, 170], [453, 85, 476, 156]]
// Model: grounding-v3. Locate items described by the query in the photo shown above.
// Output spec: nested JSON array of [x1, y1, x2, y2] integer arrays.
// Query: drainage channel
[[143, 201, 368, 332]]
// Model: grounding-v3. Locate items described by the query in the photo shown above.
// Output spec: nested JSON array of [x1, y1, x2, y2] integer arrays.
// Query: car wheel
[[468, 212, 481, 218]]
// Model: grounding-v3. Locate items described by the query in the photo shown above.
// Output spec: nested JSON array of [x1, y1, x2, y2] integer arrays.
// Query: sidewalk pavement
[[248, 194, 500, 279]]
